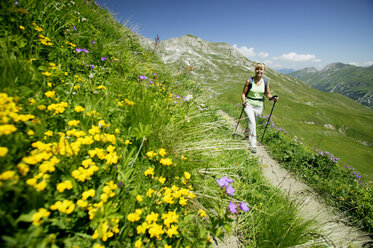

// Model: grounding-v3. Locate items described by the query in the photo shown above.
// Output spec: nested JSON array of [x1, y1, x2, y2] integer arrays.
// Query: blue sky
[[99, 0, 373, 70]]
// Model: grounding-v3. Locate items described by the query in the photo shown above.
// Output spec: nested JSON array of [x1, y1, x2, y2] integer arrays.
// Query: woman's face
[[255, 66, 265, 76]]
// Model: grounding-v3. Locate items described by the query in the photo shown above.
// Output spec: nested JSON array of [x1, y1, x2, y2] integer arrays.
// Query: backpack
[[245, 77, 268, 101]]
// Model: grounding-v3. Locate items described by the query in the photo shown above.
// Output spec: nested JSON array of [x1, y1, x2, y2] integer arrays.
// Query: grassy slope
[[288, 63, 373, 109], [212, 68, 373, 179], [0, 0, 320, 247]]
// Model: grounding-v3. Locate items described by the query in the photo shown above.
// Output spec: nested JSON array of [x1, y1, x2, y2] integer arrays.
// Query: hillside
[[289, 63, 373, 108], [139, 35, 373, 179], [1, 1, 373, 246]]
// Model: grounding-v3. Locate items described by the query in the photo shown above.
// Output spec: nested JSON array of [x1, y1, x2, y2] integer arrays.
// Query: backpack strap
[[245, 77, 253, 97], [264, 78, 268, 95]]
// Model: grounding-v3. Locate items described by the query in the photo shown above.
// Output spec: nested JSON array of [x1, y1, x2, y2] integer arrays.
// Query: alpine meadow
[[0, 1, 372, 248]]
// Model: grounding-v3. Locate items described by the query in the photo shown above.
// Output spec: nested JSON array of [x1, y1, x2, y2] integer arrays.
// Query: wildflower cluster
[[1, 0, 210, 246], [216, 176, 249, 215], [313, 148, 340, 164], [122, 148, 209, 247]]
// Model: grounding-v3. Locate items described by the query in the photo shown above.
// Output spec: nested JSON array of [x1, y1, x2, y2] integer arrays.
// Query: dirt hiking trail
[[214, 110, 372, 248]]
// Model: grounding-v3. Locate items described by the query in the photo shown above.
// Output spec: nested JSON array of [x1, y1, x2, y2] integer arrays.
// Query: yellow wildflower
[[159, 177, 166, 184], [135, 238, 142, 248], [127, 209, 143, 222], [198, 209, 206, 218], [148, 223, 164, 239], [82, 189, 95, 200], [159, 148, 166, 157], [68, 120, 80, 127], [144, 167, 154, 177], [136, 195, 143, 202], [161, 210, 179, 228], [56, 180, 73, 193], [0, 124, 17, 136], [17, 163, 30, 176], [42, 72, 52, 77], [32, 208, 50, 226], [184, 171, 191, 180], [44, 130, 53, 137], [146, 188, 155, 198], [38, 105, 46, 110], [45, 91, 55, 98], [124, 140, 132, 145], [179, 197, 187, 206], [146, 212, 159, 224], [0, 170, 17, 181], [0, 147, 8, 157], [165, 224, 179, 238], [160, 158, 172, 166], [146, 151, 157, 158], [19, 25, 25, 31], [77, 199, 88, 208], [74, 106, 85, 112], [97, 85, 106, 90]]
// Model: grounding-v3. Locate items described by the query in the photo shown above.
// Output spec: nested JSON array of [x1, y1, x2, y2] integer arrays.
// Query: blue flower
[[226, 184, 235, 196], [228, 201, 237, 214], [240, 201, 249, 212]]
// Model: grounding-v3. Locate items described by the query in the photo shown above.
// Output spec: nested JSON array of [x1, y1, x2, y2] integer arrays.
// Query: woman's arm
[[242, 80, 250, 106], [265, 81, 278, 101]]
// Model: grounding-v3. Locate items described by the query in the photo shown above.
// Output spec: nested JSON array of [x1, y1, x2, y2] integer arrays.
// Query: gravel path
[[214, 110, 372, 248]]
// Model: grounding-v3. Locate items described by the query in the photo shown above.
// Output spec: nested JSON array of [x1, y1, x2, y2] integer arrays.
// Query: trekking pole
[[233, 107, 244, 134], [260, 96, 278, 143]]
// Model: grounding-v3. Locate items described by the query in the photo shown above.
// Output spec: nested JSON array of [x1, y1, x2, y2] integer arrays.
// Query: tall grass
[[0, 0, 320, 247]]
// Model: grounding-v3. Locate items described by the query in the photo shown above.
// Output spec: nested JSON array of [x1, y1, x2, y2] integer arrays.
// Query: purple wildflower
[[91, 41, 96, 45], [76, 48, 89, 53], [216, 176, 229, 188], [14, 1, 20, 6], [226, 184, 235, 196], [139, 75, 147, 80], [89, 64, 95, 69], [101, 56, 107, 61], [148, 80, 154, 84], [73, 25, 77, 31], [228, 201, 237, 214], [240, 201, 249, 212]]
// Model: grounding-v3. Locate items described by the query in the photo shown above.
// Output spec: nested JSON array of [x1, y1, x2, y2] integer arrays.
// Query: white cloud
[[233, 44, 256, 57], [348, 61, 373, 67], [273, 52, 321, 62], [348, 62, 359, 66], [258, 51, 269, 59]]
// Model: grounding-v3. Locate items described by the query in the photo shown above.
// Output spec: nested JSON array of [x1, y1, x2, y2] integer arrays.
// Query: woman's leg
[[244, 104, 263, 149], [244, 105, 257, 147]]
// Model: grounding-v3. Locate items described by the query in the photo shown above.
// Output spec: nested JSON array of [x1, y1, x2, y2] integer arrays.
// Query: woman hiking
[[241, 63, 278, 153]]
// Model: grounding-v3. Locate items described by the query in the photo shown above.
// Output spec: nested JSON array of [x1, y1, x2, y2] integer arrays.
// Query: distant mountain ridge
[[288, 63, 373, 109]]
